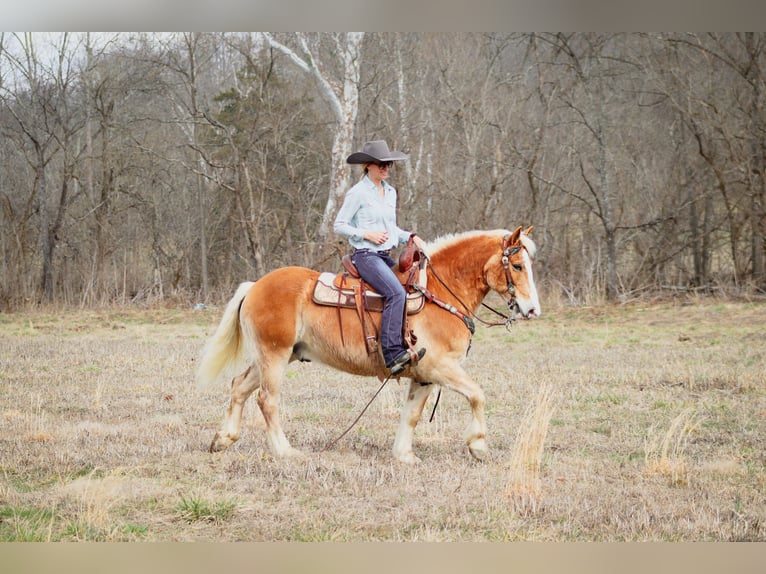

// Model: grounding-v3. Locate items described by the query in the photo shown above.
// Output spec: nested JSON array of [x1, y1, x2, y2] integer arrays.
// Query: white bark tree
[[261, 32, 364, 253]]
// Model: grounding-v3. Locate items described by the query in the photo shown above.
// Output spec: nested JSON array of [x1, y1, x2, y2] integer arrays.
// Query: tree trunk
[[744, 32, 766, 287], [319, 113, 355, 243], [36, 147, 53, 301], [186, 33, 210, 298], [600, 134, 619, 301]]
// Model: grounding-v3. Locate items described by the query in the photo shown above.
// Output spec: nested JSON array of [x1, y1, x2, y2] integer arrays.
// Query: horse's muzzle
[[512, 300, 539, 320]]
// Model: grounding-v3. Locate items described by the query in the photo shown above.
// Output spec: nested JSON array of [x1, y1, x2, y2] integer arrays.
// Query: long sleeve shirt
[[333, 175, 411, 251]]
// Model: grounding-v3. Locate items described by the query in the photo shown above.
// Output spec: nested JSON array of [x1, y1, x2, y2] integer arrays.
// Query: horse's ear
[[524, 225, 534, 236], [509, 226, 522, 244]]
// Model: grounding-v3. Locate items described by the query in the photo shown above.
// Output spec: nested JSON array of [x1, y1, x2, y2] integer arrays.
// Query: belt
[[355, 248, 391, 256]]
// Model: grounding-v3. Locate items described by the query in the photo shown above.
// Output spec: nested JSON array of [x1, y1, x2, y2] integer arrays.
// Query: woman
[[333, 140, 427, 376]]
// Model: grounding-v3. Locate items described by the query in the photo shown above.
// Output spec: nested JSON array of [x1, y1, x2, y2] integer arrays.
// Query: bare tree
[[3, 32, 766, 306], [262, 32, 364, 259], [530, 33, 653, 301], [156, 32, 226, 297], [657, 33, 766, 288], [0, 33, 85, 301], [698, 33, 766, 288]]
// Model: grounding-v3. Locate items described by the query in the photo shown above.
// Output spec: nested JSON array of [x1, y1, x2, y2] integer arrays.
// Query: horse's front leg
[[426, 360, 488, 461], [463, 388, 488, 461], [393, 380, 434, 464]]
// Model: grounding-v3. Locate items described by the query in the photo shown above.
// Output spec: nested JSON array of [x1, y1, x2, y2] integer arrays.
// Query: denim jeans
[[351, 249, 406, 365]]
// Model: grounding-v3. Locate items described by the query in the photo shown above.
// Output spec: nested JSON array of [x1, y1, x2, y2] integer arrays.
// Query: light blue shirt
[[333, 175, 411, 251]]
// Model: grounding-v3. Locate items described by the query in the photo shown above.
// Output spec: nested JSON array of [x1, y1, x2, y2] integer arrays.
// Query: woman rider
[[333, 140, 427, 376]]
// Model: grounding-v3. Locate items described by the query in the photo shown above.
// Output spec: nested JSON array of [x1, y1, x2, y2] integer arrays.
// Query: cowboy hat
[[346, 140, 409, 164]]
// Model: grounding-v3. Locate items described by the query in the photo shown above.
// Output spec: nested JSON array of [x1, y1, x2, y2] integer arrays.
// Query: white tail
[[196, 281, 255, 388]]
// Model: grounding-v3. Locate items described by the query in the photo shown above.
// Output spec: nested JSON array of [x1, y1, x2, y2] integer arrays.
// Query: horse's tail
[[196, 281, 256, 388]]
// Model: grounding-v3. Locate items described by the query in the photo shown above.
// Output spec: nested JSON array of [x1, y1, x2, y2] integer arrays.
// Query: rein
[[427, 271, 512, 331], [322, 374, 392, 452]]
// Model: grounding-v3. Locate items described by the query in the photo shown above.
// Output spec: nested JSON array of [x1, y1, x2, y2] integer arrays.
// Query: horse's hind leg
[[256, 354, 303, 458], [210, 366, 260, 452], [392, 381, 434, 464]]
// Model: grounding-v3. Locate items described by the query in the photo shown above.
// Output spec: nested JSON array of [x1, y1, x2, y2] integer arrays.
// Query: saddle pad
[[312, 272, 425, 315]]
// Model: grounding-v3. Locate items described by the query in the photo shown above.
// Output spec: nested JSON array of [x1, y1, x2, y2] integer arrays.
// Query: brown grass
[[1, 300, 765, 541], [505, 383, 555, 515], [644, 407, 699, 487]]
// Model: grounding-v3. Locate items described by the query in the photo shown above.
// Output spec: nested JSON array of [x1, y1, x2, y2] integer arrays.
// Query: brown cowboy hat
[[346, 140, 409, 164]]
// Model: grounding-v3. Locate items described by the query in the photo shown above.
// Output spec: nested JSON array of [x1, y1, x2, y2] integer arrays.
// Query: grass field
[[1, 298, 764, 541]]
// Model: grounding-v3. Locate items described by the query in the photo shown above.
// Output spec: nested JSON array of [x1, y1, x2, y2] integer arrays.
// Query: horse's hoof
[[468, 438, 488, 461], [394, 451, 422, 465], [209, 433, 235, 453], [282, 447, 305, 459]]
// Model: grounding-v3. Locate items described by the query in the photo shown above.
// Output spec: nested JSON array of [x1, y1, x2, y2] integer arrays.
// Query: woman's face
[[368, 162, 392, 180]]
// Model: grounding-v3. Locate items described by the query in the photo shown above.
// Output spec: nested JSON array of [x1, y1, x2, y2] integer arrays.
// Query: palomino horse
[[197, 226, 540, 464]]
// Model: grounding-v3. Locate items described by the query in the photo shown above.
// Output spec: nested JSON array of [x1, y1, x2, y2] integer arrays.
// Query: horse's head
[[484, 226, 541, 320]]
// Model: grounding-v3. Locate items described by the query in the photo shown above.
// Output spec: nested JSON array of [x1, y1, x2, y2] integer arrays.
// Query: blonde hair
[[359, 162, 372, 179]]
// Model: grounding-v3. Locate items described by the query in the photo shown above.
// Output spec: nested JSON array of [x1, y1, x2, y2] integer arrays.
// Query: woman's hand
[[364, 230, 389, 245], [412, 234, 427, 252]]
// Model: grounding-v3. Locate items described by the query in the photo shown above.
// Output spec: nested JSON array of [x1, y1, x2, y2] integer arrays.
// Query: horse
[[197, 225, 540, 464]]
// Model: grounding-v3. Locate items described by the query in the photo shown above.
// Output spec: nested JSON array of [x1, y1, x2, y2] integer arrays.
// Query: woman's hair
[[357, 162, 372, 179]]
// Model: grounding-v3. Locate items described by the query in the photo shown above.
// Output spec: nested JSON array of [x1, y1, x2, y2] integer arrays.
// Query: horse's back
[[252, 266, 318, 290], [240, 266, 319, 348]]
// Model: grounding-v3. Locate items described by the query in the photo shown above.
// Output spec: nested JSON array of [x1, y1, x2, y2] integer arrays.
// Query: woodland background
[[2, 32, 766, 308]]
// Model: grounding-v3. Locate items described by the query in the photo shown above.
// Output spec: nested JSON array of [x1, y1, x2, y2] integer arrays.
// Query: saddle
[[311, 236, 427, 362]]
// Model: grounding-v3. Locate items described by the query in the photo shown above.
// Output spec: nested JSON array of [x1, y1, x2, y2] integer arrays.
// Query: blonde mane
[[520, 232, 537, 258], [425, 229, 504, 256], [425, 229, 537, 258]]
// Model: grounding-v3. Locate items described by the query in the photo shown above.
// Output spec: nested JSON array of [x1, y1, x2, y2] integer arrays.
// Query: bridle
[[500, 233, 523, 319]]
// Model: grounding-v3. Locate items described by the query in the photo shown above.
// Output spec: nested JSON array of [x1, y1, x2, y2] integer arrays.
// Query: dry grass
[[1, 301, 765, 541], [505, 383, 555, 515], [644, 407, 700, 487]]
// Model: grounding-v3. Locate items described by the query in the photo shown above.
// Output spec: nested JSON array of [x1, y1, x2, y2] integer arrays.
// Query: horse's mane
[[425, 229, 537, 258], [520, 232, 537, 257]]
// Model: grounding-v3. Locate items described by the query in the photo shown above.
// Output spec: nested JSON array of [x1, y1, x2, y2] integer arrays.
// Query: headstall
[[426, 233, 526, 334]]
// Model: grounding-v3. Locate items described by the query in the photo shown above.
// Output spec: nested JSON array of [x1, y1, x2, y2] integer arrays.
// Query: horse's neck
[[428, 239, 493, 311]]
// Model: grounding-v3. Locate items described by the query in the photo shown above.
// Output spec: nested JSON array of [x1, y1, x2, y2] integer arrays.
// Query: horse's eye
[[512, 263, 523, 272]]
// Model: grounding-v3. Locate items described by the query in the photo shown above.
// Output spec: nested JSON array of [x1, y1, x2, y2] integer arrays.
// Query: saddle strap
[[337, 273, 347, 346], [403, 309, 418, 351], [354, 281, 378, 355]]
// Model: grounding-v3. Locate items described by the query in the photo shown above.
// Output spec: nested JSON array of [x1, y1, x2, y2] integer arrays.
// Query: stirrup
[[387, 348, 426, 376]]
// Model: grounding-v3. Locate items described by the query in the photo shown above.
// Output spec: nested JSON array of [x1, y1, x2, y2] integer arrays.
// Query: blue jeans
[[351, 249, 407, 365]]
